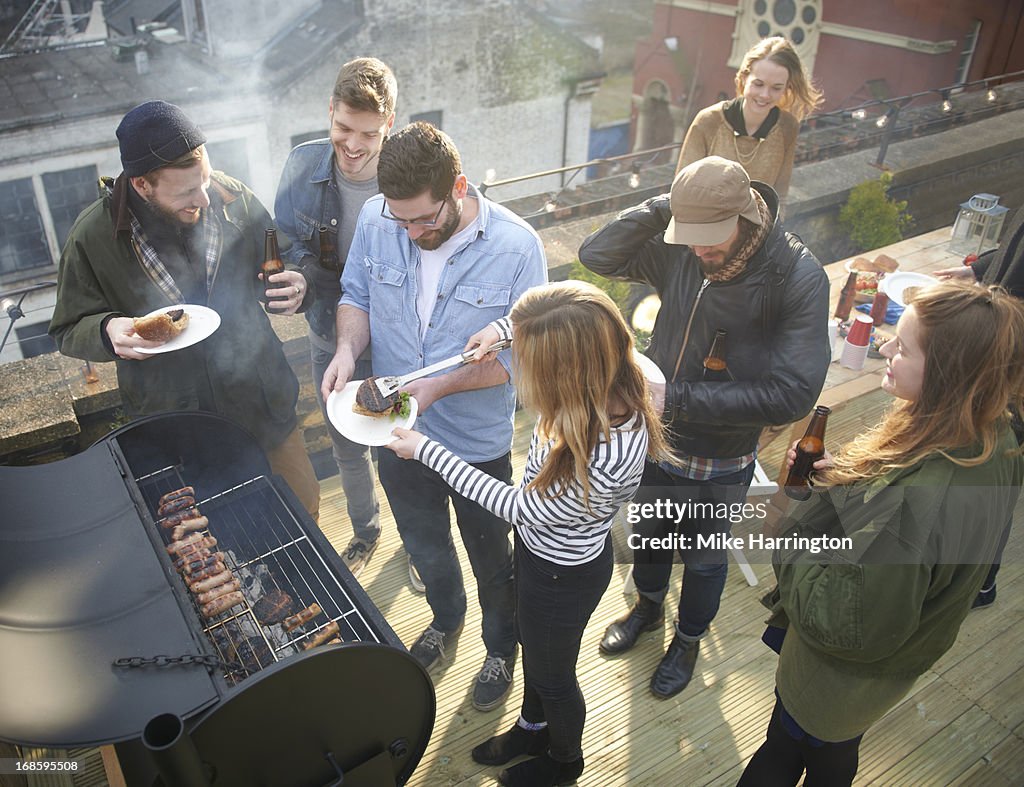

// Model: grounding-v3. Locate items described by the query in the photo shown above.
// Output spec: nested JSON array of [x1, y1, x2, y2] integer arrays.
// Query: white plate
[[326, 380, 419, 446], [879, 271, 938, 307], [135, 304, 221, 354], [633, 349, 666, 384]]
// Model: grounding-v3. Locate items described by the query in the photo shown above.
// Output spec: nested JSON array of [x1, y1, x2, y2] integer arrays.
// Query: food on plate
[[201, 591, 244, 618], [196, 578, 241, 606], [282, 602, 322, 632], [854, 273, 880, 296], [254, 588, 295, 626], [158, 486, 194, 507], [301, 620, 341, 650], [353, 377, 400, 417], [872, 254, 899, 273], [134, 308, 190, 342], [157, 494, 195, 516], [171, 515, 209, 541]]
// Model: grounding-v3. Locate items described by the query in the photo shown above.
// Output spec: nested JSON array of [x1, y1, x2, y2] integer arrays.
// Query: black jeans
[[378, 448, 516, 656], [737, 698, 862, 787], [515, 532, 613, 763], [630, 461, 755, 637]]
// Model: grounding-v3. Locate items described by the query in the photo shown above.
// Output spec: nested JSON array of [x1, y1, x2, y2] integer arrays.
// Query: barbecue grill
[[0, 412, 434, 786]]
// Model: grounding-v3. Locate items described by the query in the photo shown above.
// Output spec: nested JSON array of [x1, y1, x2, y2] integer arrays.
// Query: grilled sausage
[[201, 591, 244, 618], [282, 602, 322, 632], [186, 561, 227, 584], [188, 568, 234, 594], [171, 516, 209, 541], [196, 578, 241, 606], [161, 507, 202, 529], [158, 495, 196, 516], [168, 536, 217, 559], [166, 532, 204, 554], [301, 621, 340, 650], [158, 486, 194, 507], [181, 553, 224, 576]]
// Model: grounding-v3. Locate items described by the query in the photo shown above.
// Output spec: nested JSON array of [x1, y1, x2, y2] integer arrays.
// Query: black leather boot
[[599, 594, 664, 654], [649, 632, 699, 698]]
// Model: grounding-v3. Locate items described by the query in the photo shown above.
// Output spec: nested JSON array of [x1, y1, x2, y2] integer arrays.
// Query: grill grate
[[136, 465, 383, 685]]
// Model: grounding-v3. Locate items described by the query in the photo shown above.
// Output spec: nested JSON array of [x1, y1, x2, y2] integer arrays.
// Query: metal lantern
[[949, 193, 1009, 257]]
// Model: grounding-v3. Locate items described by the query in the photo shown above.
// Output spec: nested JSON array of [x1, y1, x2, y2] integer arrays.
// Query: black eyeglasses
[[380, 198, 447, 227]]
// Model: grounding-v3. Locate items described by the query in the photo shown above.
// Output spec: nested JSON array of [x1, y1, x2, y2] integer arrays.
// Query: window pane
[[410, 110, 443, 130], [290, 130, 329, 148], [41, 165, 99, 250], [14, 320, 57, 359], [0, 178, 51, 275]]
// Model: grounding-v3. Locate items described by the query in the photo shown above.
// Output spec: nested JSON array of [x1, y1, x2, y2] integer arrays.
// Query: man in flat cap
[[50, 100, 320, 519], [579, 156, 829, 697]]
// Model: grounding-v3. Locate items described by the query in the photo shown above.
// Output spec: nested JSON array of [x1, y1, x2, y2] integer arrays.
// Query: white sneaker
[[408, 555, 426, 593]]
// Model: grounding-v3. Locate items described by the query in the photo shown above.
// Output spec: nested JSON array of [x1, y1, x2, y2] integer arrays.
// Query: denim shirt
[[341, 186, 548, 461], [274, 139, 348, 345]]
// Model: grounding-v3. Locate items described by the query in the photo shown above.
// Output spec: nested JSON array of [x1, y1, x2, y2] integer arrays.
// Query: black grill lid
[[0, 445, 219, 747]]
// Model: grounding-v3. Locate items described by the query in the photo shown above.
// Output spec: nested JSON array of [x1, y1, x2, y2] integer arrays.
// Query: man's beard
[[413, 199, 461, 251], [140, 194, 201, 230], [696, 231, 746, 276]]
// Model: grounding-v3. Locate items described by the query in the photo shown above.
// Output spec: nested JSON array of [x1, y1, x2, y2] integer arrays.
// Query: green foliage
[[838, 172, 914, 252], [567, 260, 633, 313]]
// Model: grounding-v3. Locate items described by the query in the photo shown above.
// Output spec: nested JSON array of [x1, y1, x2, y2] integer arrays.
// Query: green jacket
[[49, 173, 299, 451], [767, 427, 1022, 738]]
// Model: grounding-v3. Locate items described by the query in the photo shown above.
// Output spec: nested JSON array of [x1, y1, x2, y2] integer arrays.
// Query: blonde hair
[[823, 282, 1024, 486], [510, 281, 674, 507], [735, 36, 823, 121]]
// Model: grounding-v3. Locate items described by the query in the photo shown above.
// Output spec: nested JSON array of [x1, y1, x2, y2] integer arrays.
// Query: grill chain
[[113, 654, 224, 669]]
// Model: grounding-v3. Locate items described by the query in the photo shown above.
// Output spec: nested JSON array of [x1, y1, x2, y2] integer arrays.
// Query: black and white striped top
[[414, 411, 649, 565]]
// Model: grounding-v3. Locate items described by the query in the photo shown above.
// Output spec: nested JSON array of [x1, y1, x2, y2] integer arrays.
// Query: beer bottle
[[260, 228, 286, 311], [869, 289, 889, 327], [317, 226, 340, 272], [783, 405, 831, 501], [833, 272, 858, 321], [702, 329, 729, 381]]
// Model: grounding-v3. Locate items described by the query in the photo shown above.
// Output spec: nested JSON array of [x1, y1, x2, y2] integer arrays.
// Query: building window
[[0, 178, 51, 276], [729, 0, 821, 73], [206, 139, 250, 184], [290, 130, 329, 148], [42, 165, 99, 250], [410, 110, 443, 129], [953, 20, 982, 85], [14, 321, 57, 359]]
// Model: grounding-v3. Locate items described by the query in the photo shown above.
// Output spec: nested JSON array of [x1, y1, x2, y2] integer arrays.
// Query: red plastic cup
[[846, 314, 873, 346]]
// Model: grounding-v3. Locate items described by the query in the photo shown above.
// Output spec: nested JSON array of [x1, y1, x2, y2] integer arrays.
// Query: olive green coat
[[49, 173, 299, 450]]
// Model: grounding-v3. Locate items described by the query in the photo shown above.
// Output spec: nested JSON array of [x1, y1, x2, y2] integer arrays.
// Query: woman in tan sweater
[[676, 37, 822, 201]]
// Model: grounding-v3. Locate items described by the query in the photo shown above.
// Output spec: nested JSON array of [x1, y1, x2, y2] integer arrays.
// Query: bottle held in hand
[[783, 405, 831, 501], [702, 329, 729, 382], [259, 228, 287, 311]]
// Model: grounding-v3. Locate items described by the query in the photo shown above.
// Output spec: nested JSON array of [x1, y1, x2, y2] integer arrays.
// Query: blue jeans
[[310, 344, 380, 541], [377, 448, 516, 656], [630, 461, 755, 638], [516, 533, 612, 762]]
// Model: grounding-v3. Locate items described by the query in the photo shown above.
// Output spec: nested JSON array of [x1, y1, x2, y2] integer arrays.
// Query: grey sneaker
[[472, 650, 516, 711], [408, 555, 426, 593], [409, 623, 463, 673], [341, 536, 378, 578]]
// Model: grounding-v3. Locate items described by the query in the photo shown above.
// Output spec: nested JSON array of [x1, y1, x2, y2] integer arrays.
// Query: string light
[[941, 99, 952, 112], [986, 89, 997, 102], [875, 115, 888, 128], [628, 161, 641, 189], [851, 109, 867, 120]]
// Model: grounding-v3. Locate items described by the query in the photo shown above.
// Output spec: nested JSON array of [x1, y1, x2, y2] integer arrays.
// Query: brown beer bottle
[[833, 272, 858, 321], [317, 226, 340, 272], [783, 405, 831, 500], [260, 228, 286, 311], [702, 329, 729, 381]]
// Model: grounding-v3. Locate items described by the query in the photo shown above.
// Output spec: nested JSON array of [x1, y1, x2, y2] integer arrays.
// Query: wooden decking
[[316, 392, 1024, 786]]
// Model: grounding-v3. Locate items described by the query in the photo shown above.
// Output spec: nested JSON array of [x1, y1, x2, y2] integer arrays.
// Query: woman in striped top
[[387, 281, 673, 786]]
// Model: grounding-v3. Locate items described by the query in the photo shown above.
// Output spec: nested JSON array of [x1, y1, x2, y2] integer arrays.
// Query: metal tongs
[[374, 338, 513, 397]]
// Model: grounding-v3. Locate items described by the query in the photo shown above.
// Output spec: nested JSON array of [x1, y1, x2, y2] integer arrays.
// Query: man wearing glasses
[[275, 57, 397, 582], [322, 121, 547, 711]]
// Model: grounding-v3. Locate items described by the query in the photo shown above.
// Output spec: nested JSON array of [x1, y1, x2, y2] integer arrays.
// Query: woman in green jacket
[[739, 281, 1024, 785]]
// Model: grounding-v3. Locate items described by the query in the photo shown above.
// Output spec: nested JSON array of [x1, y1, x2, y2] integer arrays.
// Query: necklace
[[732, 132, 762, 165]]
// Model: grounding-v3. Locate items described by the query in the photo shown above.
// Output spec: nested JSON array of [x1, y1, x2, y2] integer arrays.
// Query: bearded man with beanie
[[50, 100, 320, 519], [578, 156, 829, 698]]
